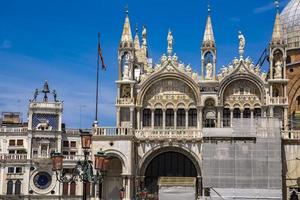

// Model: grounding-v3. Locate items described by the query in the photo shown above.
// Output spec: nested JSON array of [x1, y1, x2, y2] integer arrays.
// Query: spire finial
[[125, 5, 129, 15], [208, 0, 211, 15], [274, 0, 279, 13]]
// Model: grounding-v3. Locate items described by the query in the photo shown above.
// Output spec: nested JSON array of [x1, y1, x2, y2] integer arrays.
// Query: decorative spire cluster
[[120, 8, 133, 44], [202, 4, 215, 48], [271, 0, 284, 44]]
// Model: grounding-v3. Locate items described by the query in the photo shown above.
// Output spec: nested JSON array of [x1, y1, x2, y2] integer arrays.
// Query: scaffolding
[[202, 118, 282, 200]]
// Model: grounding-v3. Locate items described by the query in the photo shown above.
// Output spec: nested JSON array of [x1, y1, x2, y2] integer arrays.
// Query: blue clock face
[[32, 113, 58, 131], [33, 172, 52, 189]]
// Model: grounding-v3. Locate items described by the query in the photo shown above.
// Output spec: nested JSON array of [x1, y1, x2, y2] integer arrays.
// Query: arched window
[[254, 108, 261, 118], [188, 109, 197, 127], [223, 108, 230, 127], [70, 181, 76, 196], [166, 109, 174, 127], [143, 109, 151, 127], [15, 180, 21, 195], [243, 108, 251, 118], [286, 56, 291, 64], [154, 109, 163, 127], [177, 109, 185, 127], [7, 180, 13, 195], [233, 108, 241, 118]]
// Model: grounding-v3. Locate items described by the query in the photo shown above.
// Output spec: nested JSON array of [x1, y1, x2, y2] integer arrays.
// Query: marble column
[[270, 106, 274, 118], [151, 109, 154, 129], [174, 109, 177, 129], [185, 109, 189, 129], [230, 108, 233, 127], [163, 109, 166, 129], [137, 108, 141, 130], [197, 107, 203, 129], [250, 109, 254, 119], [116, 107, 120, 128], [284, 107, 288, 130], [130, 107, 134, 129]]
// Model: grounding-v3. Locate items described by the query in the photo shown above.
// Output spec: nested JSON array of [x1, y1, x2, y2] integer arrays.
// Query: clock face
[[33, 172, 52, 189], [121, 85, 131, 98], [32, 113, 58, 131]]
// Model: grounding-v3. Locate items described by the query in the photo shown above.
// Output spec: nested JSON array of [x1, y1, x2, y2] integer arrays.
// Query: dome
[[281, 0, 300, 49]]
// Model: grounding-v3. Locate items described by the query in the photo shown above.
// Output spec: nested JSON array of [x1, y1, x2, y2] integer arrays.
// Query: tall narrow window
[[7, 180, 13, 195], [177, 109, 185, 127], [154, 109, 163, 127], [233, 108, 241, 118], [70, 181, 76, 196], [223, 108, 230, 127], [254, 108, 261, 118], [62, 182, 68, 195], [143, 109, 151, 127], [15, 180, 21, 195], [188, 109, 197, 127], [243, 108, 251, 118], [165, 109, 174, 127]]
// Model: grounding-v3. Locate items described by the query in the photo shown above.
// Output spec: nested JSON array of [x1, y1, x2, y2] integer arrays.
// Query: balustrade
[[93, 127, 133, 136], [0, 154, 27, 160], [270, 97, 288, 105], [282, 130, 300, 139], [0, 127, 27, 133]]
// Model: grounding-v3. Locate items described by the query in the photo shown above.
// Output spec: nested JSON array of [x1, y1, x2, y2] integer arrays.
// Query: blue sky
[[0, 0, 289, 128]]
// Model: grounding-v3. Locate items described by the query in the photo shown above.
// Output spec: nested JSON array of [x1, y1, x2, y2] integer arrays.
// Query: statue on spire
[[167, 29, 173, 55], [142, 26, 147, 46], [238, 31, 245, 58]]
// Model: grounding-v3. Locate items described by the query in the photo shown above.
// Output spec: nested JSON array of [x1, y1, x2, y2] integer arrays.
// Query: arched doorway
[[143, 151, 199, 198], [104, 157, 123, 200]]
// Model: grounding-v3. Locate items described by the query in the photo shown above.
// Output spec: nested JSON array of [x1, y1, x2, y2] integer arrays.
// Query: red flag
[[98, 33, 106, 70]]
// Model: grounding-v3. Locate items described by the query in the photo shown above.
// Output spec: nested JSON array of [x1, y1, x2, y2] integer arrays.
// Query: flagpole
[[94, 32, 100, 126]]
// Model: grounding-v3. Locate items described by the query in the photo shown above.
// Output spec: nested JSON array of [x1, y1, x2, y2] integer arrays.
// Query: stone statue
[[238, 31, 245, 57], [142, 26, 147, 46], [205, 61, 213, 80], [167, 29, 173, 55], [33, 89, 39, 101], [123, 54, 131, 80], [274, 59, 282, 79]]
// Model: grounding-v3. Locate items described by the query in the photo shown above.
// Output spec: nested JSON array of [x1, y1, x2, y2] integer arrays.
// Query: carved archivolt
[[142, 79, 196, 109], [223, 80, 262, 109]]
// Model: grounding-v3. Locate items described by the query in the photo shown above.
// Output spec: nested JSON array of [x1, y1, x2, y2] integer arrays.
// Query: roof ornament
[[238, 31, 246, 59], [31, 80, 58, 102], [274, 0, 280, 13], [167, 29, 173, 55]]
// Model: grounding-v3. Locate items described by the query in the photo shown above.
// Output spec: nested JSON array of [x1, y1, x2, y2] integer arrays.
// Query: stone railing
[[0, 154, 27, 160], [270, 97, 288, 105], [29, 102, 63, 109], [64, 155, 90, 161], [116, 98, 134, 105], [0, 127, 28, 133], [282, 130, 300, 140], [135, 129, 202, 140], [93, 127, 133, 136]]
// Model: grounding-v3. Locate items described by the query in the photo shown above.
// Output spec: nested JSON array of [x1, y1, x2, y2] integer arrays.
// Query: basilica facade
[[0, 1, 300, 200]]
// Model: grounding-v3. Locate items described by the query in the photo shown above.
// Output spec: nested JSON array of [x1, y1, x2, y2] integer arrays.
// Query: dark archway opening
[[144, 151, 198, 195]]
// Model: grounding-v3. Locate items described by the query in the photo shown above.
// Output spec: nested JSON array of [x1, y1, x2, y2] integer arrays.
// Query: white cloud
[[0, 40, 12, 49]]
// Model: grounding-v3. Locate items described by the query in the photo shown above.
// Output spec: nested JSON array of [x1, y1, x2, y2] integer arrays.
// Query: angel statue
[[167, 29, 173, 55], [142, 26, 147, 46], [238, 31, 245, 57], [274, 59, 282, 79], [205, 60, 213, 80]]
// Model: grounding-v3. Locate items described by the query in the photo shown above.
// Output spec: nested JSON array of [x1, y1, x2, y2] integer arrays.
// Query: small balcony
[[0, 127, 27, 133], [93, 127, 133, 136], [0, 154, 27, 160], [269, 97, 288, 105], [116, 98, 134, 105], [282, 130, 300, 140], [135, 129, 202, 141]]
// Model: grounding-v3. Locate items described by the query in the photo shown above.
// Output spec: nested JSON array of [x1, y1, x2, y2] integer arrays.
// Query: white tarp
[[158, 186, 195, 200]]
